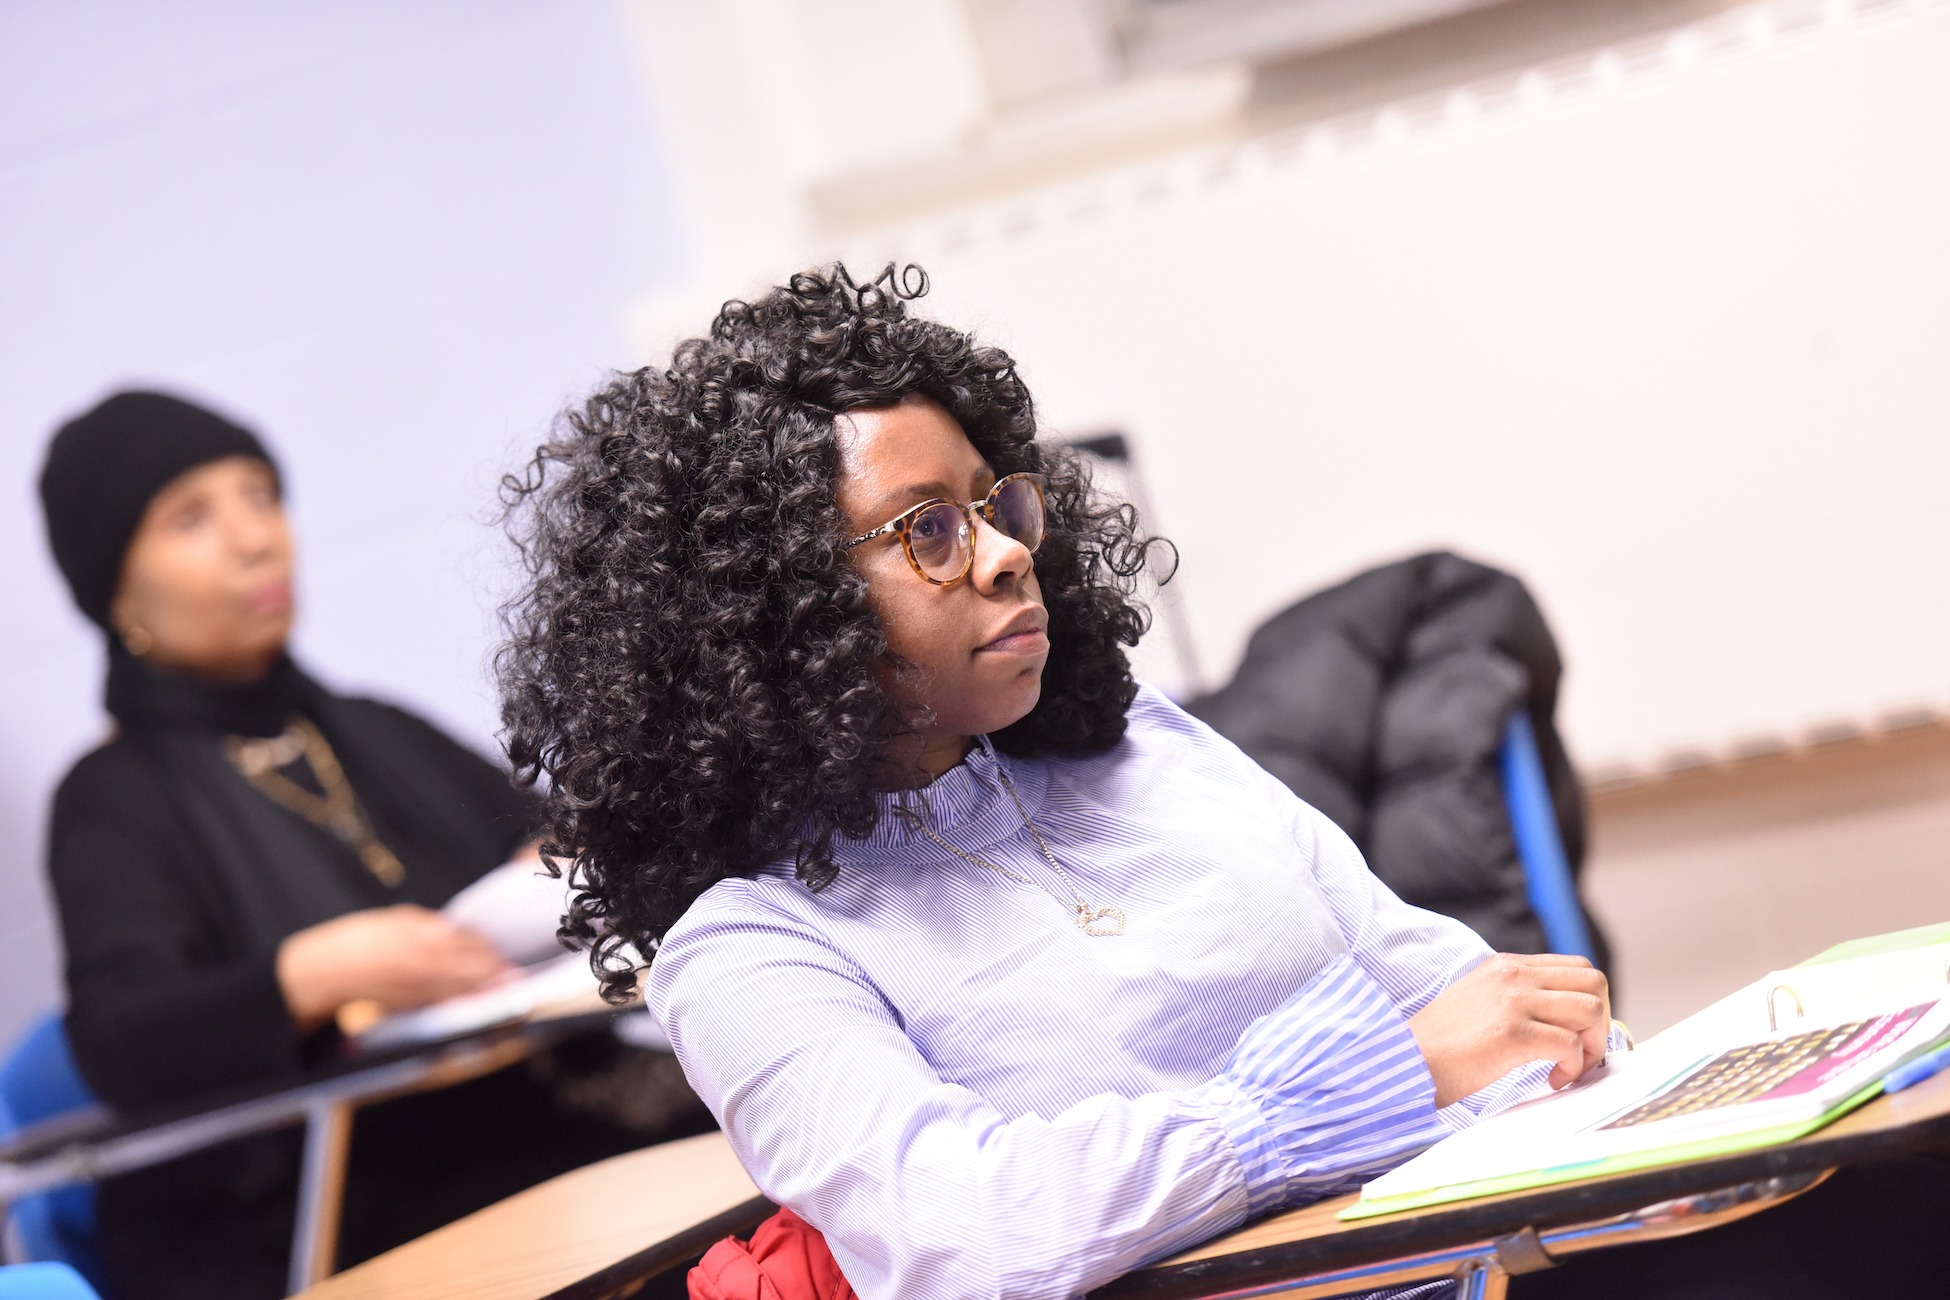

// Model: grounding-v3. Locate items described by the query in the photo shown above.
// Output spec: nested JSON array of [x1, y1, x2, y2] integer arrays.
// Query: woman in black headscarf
[[37, 391, 706, 1300]]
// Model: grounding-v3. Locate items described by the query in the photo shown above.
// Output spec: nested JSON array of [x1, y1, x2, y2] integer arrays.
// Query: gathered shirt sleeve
[[1299, 807, 1553, 1127], [653, 892, 1454, 1300]]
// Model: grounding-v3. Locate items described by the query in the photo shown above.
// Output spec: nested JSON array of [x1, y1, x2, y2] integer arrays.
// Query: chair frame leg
[[287, 1099, 354, 1295], [1455, 1257, 1511, 1300]]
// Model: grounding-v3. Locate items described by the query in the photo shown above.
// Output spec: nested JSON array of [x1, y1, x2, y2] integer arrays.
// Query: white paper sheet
[[441, 857, 576, 965]]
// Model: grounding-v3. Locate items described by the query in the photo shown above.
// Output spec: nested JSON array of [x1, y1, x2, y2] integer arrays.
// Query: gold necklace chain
[[912, 759, 1125, 937], [225, 718, 406, 888]]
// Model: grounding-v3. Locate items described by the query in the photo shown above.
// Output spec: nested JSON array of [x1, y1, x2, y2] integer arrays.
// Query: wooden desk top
[[296, 1069, 1950, 1300], [1098, 1067, 1950, 1298], [299, 1132, 766, 1300]]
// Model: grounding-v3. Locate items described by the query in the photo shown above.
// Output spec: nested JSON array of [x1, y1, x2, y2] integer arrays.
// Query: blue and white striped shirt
[[650, 686, 1547, 1300]]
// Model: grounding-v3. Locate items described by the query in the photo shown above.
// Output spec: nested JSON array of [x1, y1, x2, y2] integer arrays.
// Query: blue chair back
[[0, 1016, 105, 1289], [1498, 711, 1598, 963], [0, 1264, 100, 1300]]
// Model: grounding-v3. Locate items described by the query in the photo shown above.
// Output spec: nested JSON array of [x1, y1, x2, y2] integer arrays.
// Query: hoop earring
[[122, 625, 154, 657]]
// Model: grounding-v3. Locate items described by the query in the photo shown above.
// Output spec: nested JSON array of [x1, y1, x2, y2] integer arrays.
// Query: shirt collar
[[833, 735, 1052, 864]]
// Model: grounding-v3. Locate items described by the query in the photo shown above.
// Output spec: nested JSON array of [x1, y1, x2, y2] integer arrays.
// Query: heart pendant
[[1075, 905, 1126, 937]]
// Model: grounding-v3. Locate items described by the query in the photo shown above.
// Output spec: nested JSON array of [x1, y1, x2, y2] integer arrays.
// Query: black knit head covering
[[39, 390, 280, 630]]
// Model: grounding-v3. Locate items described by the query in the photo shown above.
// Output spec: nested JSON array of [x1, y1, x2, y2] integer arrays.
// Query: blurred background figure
[[0, 0, 685, 1086], [3, 0, 1949, 1281], [29, 391, 706, 1300]]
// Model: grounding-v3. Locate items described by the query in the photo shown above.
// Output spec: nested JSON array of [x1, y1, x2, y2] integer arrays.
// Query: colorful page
[[1344, 926, 1950, 1219]]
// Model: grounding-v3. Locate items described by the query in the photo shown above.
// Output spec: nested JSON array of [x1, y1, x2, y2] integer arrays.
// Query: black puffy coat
[[1187, 551, 1610, 968]]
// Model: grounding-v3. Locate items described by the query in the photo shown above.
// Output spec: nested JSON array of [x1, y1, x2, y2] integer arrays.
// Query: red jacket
[[690, 1208, 855, 1300]]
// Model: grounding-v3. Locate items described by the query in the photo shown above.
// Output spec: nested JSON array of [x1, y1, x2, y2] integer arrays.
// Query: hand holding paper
[[441, 851, 577, 966], [345, 855, 639, 1052], [278, 904, 511, 1031]]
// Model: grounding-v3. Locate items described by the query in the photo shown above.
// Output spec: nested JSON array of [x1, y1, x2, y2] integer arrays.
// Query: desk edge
[[1092, 1095, 1950, 1299], [539, 1194, 776, 1300]]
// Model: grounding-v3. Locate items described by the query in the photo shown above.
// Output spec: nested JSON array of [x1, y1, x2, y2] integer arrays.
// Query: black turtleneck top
[[46, 649, 536, 1111]]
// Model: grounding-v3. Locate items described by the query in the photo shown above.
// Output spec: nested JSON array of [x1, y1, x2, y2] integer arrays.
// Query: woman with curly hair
[[498, 267, 1946, 1300]]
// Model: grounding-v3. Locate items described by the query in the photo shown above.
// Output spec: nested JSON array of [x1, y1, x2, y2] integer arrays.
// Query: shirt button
[[1208, 1083, 1237, 1106]]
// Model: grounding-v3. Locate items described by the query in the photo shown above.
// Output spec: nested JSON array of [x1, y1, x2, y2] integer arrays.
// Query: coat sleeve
[[47, 748, 310, 1112]]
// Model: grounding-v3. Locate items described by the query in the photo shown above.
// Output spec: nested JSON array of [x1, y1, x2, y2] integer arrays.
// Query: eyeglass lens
[[991, 475, 1045, 554], [908, 503, 973, 581], [907, 477, 1045, 582]]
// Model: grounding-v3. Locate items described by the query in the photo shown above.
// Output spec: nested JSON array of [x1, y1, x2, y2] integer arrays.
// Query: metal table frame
[[1157, 1171, 1827, 1300], [0, 1015, 605, 1295]]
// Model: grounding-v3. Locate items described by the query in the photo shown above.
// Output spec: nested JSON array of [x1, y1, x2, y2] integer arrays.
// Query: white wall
[[880, 2, 1950, 772], [0, 0, 684, 1049], [628, 0, 1950, 777]]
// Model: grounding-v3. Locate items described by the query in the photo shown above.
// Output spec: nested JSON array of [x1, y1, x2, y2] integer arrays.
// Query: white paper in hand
[[442, 858, 575, 965], [357, 952, 596, 1052]]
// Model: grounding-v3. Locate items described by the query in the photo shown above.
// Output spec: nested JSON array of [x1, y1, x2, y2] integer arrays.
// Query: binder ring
[[1766, 984, 1804, 1033]]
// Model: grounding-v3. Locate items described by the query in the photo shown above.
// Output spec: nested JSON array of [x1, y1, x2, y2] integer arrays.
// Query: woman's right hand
[[1406, 952, 1611, 1107], [276, 904, 513, 1031]]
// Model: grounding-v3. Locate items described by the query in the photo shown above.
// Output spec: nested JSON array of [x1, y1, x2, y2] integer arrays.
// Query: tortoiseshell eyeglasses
[[842, 472, 1047, 586]]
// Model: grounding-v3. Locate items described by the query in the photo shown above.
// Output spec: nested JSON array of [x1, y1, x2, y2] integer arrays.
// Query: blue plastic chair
[[0, 1264, 99, 1300], [1499, 710, 1598, 963], [0, 1017, 104, 1289]]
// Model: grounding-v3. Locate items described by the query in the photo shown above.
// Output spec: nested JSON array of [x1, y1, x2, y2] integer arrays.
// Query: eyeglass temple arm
[[842, 521, 897, 550]]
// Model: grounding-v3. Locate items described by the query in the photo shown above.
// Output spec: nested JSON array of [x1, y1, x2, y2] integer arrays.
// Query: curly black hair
[[498, 264, 1171, 1000]]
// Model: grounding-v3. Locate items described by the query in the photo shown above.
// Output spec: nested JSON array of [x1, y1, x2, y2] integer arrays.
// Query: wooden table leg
[[288, 1100, 355, 1296]]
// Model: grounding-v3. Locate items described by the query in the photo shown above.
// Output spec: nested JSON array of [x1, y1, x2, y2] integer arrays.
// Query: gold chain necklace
[[912, 759, 1125, 937], [225, 718, 406, 888]]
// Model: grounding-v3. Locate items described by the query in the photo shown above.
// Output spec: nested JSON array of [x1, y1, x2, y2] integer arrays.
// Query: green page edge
[[1797, 921, 1950, 967], [1338, 1079, 1886, 1221]]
